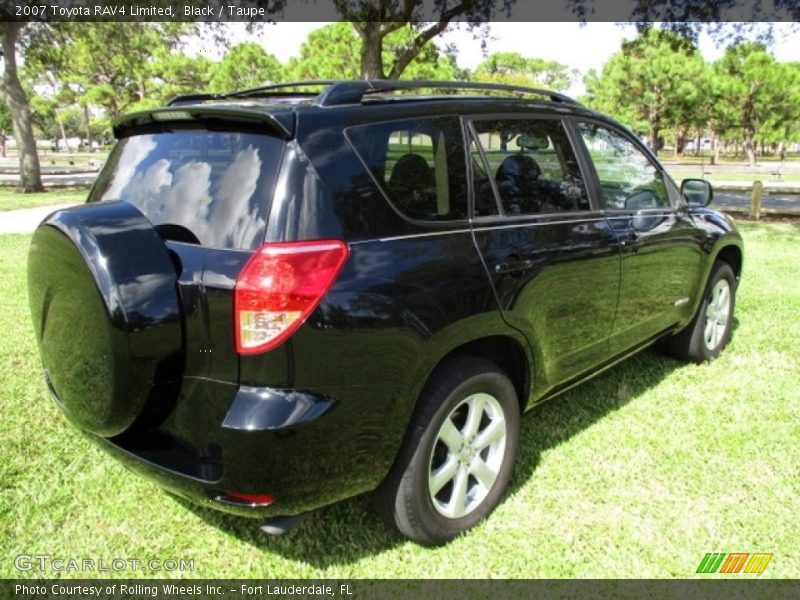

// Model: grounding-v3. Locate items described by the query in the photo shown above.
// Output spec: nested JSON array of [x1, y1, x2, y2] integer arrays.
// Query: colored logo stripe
[[720, 553, 749, 573], [696, 553, 773, 574], [744, 554, 773, 574], [697, 553, 726, 573]]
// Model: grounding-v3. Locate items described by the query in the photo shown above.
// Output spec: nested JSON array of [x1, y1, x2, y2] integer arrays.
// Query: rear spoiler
[[113, 106, 294, 140]]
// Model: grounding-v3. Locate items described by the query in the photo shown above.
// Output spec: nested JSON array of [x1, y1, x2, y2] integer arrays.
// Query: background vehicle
[[28, 80, 742, 545]]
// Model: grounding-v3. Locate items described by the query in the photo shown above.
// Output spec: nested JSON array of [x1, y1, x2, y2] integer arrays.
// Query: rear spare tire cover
[[28, 201, 183, 437]]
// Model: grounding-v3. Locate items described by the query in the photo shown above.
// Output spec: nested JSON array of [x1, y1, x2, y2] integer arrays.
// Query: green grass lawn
[[1, 221, 798, 579], [0, 187, 88, 211]]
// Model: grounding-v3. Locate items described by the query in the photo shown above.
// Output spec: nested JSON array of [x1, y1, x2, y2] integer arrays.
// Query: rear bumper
[[54, 377, 405, 518]]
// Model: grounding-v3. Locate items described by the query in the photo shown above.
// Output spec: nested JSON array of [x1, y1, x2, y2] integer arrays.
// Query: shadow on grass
[[174, 347, 690, 567]]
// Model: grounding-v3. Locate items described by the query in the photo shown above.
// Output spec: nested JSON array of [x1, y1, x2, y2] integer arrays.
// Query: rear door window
[[469, 118, 590, 216], [346, 117, 467, 222], [90, 131, 284, 250]]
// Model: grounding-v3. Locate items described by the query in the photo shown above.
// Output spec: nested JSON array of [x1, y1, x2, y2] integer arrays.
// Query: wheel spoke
[[429, 455, 459, 496], [703, 279, 732, 350], [704, 319, 715, 345], [717, 285, 729, 310], [706, 303, 716, 319], [474, 418, 506, 451], [470, 457, 498, 491], [463, 395, 486, 439], [438, 418, 463, 453], [446, 467, 469, 518]]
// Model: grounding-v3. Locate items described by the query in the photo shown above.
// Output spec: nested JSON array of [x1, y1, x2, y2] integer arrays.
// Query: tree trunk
[[743, 129, 757, 166], [83, 104, 93, 151], [648, 91, 661, 156], [358, 28, 385, 79], [57, 112, 68, 152], [648, 129, 657, 154], [0, 23, 44, 192], [711, 132, 720, 166], [742, 93, 757, 167], [673, 129, 685, 158], [0, 132, 6, 158]]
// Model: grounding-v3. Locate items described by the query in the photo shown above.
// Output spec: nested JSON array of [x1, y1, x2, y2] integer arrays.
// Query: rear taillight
[[234, 240, 349, 354]]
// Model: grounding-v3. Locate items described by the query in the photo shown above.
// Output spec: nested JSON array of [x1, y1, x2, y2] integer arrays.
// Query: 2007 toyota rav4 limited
[[28, 80, 743, 545]]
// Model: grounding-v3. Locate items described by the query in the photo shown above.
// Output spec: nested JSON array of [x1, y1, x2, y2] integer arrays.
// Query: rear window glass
[[90, 131, 283, 250]]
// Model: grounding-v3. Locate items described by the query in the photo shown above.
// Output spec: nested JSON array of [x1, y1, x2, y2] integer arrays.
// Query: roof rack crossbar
[[315, 80, 581, 107]]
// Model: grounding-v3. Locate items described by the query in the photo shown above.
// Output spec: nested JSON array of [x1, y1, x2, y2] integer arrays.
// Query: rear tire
[[667, 261, 736, 363], [375, 356, 520, 545]]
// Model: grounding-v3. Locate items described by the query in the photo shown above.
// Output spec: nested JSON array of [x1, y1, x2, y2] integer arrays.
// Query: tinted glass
[[577, 122, 670, 210], [90, 131, 283, 250], [347, 117, 467, 221], [471, 118, 589, 216]]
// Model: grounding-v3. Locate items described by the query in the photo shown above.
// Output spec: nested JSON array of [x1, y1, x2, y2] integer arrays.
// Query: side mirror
[[681, 179, 713, 207]]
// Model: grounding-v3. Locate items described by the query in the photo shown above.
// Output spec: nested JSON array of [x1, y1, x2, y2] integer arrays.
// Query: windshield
[[90, 130, 284, 250]]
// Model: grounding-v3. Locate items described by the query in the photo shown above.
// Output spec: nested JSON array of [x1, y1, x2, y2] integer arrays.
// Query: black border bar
[[3, 579, 800, 600], [2, 0, 799, 23]]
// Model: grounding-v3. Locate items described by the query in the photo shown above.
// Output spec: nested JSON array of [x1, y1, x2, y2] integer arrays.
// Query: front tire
[[375, 356, 520, 545], [667, 261, 736, 362]]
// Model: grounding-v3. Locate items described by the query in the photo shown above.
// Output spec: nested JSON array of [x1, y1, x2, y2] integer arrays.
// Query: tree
[[25, 23, 193, 121], [209, 42, 283, 92], [286, 24, 361, 80], [287, 23, 459, 82], [0, 23, 44, 192], [154, 52, 214, 101], [473, 52, 573, 91], [695, 67, 739, 164], [765, 62, 800, 160], [583, 29, 705, 155], [330, 2, 502, 79], [713, 43, 796, 165]]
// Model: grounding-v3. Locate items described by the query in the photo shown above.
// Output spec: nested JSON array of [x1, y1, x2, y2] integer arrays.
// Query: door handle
[[494, 258, 534, 275], [621, 230, 640, 253]]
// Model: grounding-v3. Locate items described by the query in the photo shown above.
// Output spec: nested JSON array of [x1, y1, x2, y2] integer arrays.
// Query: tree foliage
[[25, 23, 193, 120], [583, 29, 707, 155], [286, 23, 459, 82], [473, 52, 573, 91], [333, 2, 502, 79], [713, 43, 800, 165], [209, 42, 284, 92]]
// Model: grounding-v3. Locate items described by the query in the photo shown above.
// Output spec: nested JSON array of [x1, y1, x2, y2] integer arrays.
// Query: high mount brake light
[[234, 240, 349, 355]]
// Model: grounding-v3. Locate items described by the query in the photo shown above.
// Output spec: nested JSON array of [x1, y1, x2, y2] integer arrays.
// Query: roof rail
[[168, 80, 581, 108], [168, 80, 342, 106], [315, 80, 581, 107]]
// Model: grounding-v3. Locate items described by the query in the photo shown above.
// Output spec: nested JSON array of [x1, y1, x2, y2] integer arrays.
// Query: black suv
[[28, 80, 743, 545]]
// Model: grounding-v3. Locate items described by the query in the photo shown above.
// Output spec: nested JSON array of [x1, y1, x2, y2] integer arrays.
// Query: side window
[[346, 117, 467, 221], [470, 118, 589, 216], [577, 122, 671, 210]]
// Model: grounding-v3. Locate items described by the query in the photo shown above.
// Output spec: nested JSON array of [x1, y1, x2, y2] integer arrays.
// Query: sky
[[200, 22, 800, 97]]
